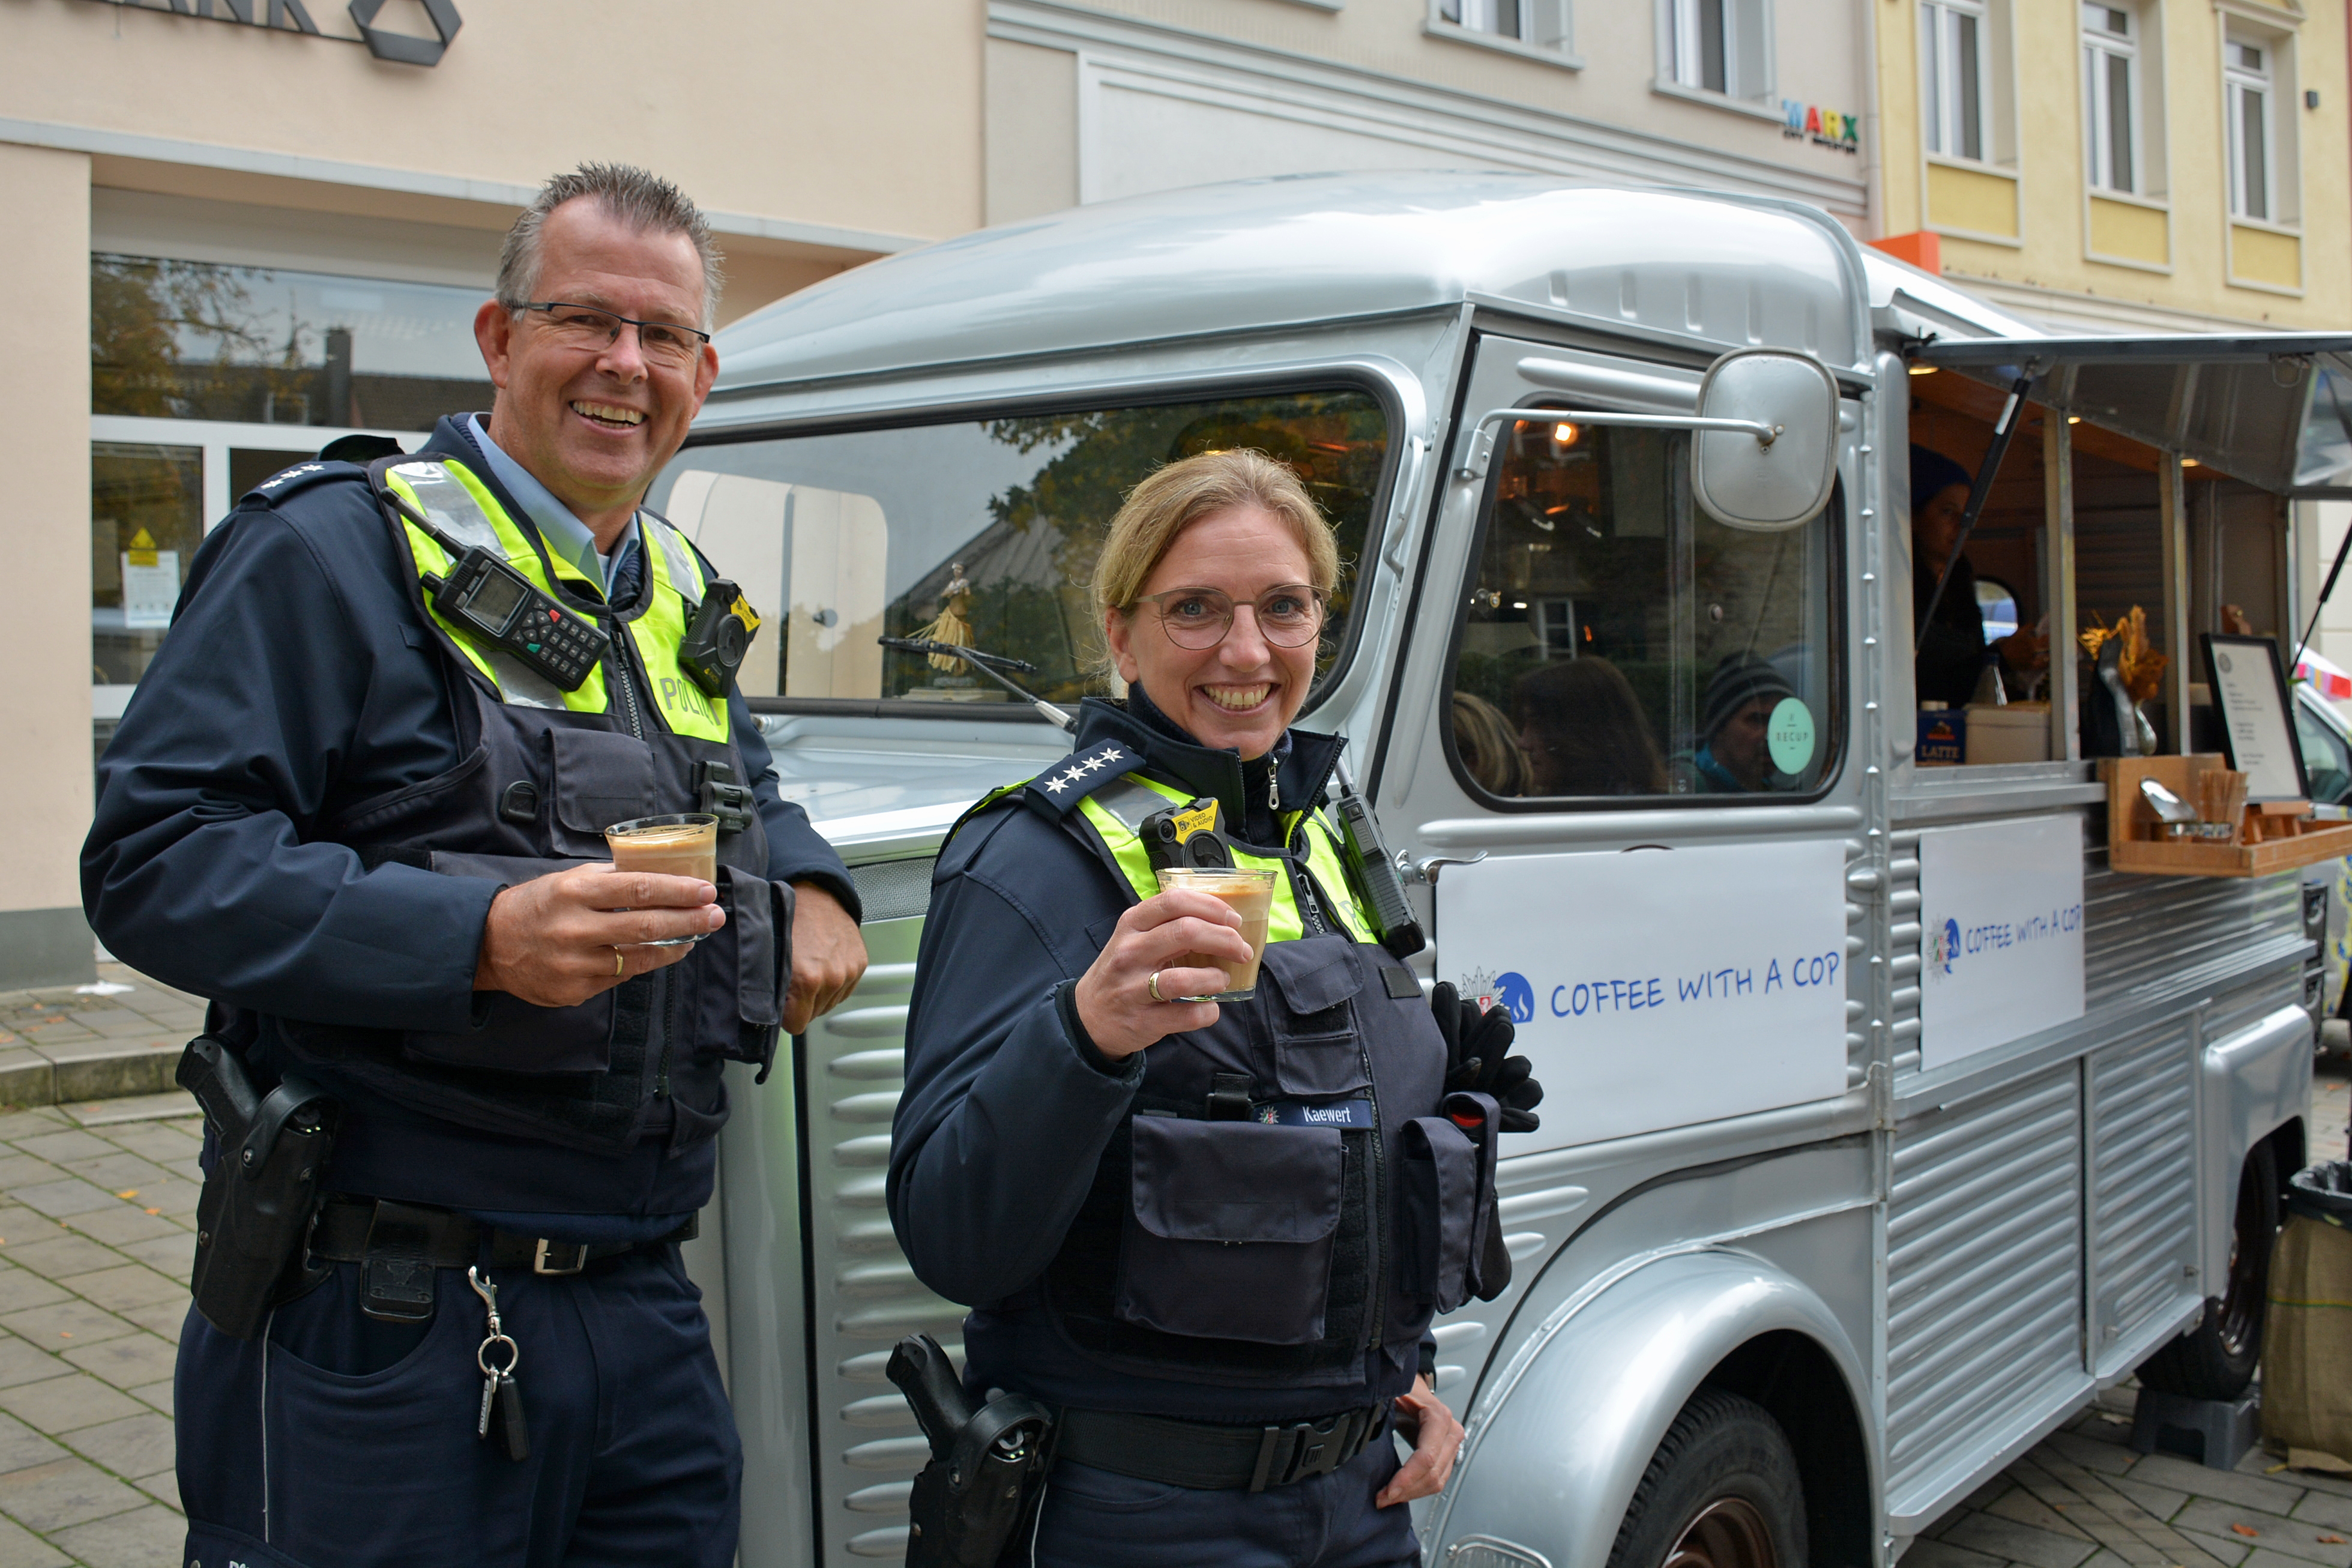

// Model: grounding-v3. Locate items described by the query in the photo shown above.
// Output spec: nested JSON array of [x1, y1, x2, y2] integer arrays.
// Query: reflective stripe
[[624, 516, 726, 742]]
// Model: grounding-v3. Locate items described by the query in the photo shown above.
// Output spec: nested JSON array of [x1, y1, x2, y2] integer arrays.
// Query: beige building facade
[[1, 0, 983, 986]]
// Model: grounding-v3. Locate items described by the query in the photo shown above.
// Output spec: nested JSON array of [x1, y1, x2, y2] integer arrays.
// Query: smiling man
[[82, 164, 866, 1568]]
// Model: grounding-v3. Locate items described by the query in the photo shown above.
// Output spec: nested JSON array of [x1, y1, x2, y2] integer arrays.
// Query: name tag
[[1254, 1099, 1374, 1129]]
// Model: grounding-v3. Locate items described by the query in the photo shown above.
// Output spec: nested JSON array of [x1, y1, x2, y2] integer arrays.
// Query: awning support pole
[[1916, 375, 2036, 653]]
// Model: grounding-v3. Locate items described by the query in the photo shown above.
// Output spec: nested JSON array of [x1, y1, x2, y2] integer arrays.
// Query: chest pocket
[[544, 726, 657, 856], [1258, 936, 1370, 1098], [1117, 1115, 1343, 1346]]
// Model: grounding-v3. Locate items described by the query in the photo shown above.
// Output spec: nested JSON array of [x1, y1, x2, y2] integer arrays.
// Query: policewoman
[[889, 449, 1540, 1567], [82, 166, 867, 1566]]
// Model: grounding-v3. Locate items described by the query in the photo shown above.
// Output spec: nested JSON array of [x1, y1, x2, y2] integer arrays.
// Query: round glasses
[[1132, 585, 1326, 650], [517, 301, 711, 370]]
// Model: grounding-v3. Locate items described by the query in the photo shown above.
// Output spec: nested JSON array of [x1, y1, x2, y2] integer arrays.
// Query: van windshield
[[649, 388, 1390, 707]]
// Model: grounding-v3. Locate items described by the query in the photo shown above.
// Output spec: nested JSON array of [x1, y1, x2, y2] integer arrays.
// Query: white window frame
[[1656, 0, 1774, 105], [1429, 0, 1576, 63], [2081, 4, 2141, 194], [1922, 0, 1992, 163], [2225, 35, 2275, 222]]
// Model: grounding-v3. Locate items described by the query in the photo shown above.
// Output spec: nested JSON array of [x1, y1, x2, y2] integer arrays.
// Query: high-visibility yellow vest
[[381, 459, 729, 742]]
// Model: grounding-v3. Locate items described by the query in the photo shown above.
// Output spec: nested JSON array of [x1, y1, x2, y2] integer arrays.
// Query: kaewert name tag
[[1918, 815, 2085, 1070], [1437, 839, 1850, 1154]]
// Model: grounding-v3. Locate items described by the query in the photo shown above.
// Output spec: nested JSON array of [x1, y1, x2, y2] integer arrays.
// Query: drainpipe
[[1859, 0, 1887, 237]]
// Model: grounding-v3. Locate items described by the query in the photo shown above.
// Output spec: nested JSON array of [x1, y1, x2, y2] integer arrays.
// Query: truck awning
[[1915, 333, 2352, 497]]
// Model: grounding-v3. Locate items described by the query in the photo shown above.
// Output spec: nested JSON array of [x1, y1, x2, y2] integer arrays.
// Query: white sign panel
[[1919, 815, 2085, 1070], [1437, 839, 1850, 1154], [119, 550, 179, 631]]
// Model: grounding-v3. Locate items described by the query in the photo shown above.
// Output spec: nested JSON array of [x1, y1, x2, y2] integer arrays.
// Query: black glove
[[1431, 982, 1544, 1133]]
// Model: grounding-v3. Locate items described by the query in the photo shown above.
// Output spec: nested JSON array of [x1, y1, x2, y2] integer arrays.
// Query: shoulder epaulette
[[240, 460, 367, 511], [1019, 742, 1142, 818]]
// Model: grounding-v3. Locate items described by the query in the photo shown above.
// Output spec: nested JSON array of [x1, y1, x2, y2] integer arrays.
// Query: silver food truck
[[652, 172, 2352, 1568]]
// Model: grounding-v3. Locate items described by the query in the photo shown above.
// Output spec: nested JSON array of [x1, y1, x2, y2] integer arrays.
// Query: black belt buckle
[[1247, 1409, 1363, 1492], [358, 1201, 441, 1324], [532, 1238, 588, 1276]]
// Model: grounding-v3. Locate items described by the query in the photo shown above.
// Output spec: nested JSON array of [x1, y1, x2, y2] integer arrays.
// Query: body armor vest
[[959, 758, 1492, 1389], [270, 458, 790, 1156]]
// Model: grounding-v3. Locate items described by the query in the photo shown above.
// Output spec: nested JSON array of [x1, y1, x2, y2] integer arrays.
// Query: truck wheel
[[2137, 1140, 2281, 1401], [1605, 1388, 1807, 1568]]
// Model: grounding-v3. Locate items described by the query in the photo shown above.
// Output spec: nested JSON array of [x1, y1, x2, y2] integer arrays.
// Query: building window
[[2226, 38, 2273, 221], [1664, 0, 1767, 99], [1922, 0, 1989, 161], [2081, 5, 2139, 193], [91, 255, 493, 430], [1437, 0, 1573, 52]]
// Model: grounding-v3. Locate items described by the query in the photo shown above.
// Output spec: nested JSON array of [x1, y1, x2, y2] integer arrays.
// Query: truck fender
[[1428, 1246, 1872, 1568], [2200, 1003, 2312, 1286]]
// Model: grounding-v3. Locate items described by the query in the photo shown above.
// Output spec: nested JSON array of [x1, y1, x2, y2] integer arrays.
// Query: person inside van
[[1453, 689, 1531, 795], [1513, 657, 1668, 796], [1685, 654, 1796, 793], [1912, 445, 1990, 707]]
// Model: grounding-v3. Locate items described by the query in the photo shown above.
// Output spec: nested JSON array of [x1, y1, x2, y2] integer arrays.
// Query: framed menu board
[[2201, 634, 2309, 801]]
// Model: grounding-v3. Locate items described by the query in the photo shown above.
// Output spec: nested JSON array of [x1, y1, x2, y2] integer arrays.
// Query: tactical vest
[[962, 756, 1496, 1389], [269, 457, 791, 1157]]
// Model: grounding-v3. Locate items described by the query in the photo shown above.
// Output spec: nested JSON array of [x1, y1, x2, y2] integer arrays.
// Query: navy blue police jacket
[[888, 691, 1426, 1422], [80, 415, 859, 1223]]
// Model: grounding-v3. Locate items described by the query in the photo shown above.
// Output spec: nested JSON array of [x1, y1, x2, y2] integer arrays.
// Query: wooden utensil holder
[[2101, 755, 2352, 877]]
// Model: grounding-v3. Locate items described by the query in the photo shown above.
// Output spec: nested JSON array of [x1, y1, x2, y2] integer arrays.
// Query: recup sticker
[[1437, 839, 1850, 1154]]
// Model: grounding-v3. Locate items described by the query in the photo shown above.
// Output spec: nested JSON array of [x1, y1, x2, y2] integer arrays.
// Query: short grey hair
[[496, 163, 725, 330]]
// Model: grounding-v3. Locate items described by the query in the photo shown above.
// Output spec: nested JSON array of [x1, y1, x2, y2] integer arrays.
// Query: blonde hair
[[1091, 449, 1340, 632]]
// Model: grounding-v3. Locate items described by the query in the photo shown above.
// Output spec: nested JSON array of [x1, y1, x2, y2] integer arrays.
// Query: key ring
[[477, 1333, 520, 1380]]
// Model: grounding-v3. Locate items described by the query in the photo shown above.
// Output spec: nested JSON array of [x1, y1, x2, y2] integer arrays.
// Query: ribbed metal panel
[[2084, 851, 2302, 1007], [1888, 830, 1923, 1075], [1886, 1066, 2082, 1512], [2086, 1023, 2198, 1374], [801, 952, 961, 1566]]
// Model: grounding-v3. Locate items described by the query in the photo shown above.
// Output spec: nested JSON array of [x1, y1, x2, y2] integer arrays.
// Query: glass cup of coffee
[[605, 813, 720, 947], [1153, 866, 1279, 1001]]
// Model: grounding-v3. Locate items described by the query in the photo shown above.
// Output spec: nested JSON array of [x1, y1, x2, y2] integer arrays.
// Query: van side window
[[1448, 418, 1839, 801]]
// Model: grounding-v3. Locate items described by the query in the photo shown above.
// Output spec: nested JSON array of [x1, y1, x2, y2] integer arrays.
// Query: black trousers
[[1017, 1440, 1420, 1568], [175, 1246, 740, 1567]]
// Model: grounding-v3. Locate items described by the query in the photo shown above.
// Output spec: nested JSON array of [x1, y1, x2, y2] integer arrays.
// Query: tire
[[2138, 1139, 2282, 1401], [1605, 1388, 1808, 1568]]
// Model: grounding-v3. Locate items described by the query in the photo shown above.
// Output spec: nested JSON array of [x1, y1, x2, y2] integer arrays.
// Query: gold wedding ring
[[614, 948, 626, 978], [1147, 970, 1165, 1003]]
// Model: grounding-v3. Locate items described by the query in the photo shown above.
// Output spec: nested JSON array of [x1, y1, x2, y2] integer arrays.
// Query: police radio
[[424, 547, 610, 692], [678, 579, 762, 698]]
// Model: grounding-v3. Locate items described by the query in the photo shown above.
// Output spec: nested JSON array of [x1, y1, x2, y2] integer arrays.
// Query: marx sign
[[82, 0, 461, 66]]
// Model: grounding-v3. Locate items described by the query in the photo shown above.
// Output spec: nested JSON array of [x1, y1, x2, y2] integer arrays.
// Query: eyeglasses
[[516, 302, 711, 369], [1131, 585, 1327, 650]]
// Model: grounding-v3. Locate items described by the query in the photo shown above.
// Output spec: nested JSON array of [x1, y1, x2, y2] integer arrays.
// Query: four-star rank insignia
[[1025, 745, 1132, 814]]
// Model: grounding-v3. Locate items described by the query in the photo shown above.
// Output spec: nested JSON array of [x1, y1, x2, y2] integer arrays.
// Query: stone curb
[[0, 966, 204, 1113]]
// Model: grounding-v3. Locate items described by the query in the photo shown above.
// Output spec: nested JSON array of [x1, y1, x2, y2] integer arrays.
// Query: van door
[[1374, 331, 1870, 1396]]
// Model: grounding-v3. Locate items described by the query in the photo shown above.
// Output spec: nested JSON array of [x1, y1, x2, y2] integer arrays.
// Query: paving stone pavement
[[0, 969, 205, 1111], [0, 1096, 199, 1567]]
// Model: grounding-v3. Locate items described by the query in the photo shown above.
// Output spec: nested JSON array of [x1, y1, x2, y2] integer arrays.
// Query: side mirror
[[1690, 349, 1841, 532]]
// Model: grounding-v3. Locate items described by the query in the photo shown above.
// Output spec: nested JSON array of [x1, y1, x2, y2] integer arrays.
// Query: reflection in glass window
[[1976, 575, 2020, 641], [649, 388, 1389, 705], [2295, 698, 2352, 806], [1449, 418, 1836, 800], [91, 254, 493, 430], [92, 443, 203, 688]]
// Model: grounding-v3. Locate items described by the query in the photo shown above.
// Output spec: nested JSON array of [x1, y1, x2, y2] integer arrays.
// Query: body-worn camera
[[679, 579, 762, 698], [427, 548, 609, 692], [1139, 795, 1236, 873]]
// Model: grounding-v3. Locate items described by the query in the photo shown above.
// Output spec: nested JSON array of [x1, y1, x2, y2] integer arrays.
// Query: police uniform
[[82, 414, 859, 1568], [888, 691, 1498, 1568]]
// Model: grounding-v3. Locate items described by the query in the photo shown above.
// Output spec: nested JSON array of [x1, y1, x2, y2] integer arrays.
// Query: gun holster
[[888, 1333, 1055, 1567], [179, 1037, 339, 1340]]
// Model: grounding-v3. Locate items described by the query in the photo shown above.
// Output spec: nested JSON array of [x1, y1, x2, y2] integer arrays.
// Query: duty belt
[[308, 1196, 697, 1279], [1054, 1403, 1387, 1492]]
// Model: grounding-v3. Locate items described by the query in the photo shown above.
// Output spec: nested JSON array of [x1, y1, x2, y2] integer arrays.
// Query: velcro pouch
[[1117, 1116, 1343, 1345], [543, 725, 656, 855], [1398, 1115, 1481, 1313], [1259, 935, 1370, 1098], [683, 867, 793, 1081]]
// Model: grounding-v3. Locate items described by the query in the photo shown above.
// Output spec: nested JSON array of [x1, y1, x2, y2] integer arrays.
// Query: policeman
[[81, 164, 869, 1567], [889, 448, 1540, 1566]]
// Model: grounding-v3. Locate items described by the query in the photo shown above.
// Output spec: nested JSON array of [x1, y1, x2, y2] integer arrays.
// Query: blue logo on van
[[1494, 971, 1535, 1024], [1939, 917, 1960, 974]]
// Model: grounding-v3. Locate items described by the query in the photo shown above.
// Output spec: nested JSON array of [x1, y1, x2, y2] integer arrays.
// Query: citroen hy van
[[656, 173, 2350, 1568]]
